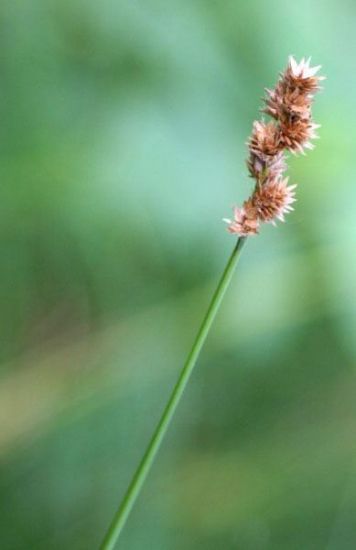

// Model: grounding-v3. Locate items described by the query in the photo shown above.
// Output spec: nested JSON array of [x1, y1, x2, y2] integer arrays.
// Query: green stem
[[100, 236, 247, 550]]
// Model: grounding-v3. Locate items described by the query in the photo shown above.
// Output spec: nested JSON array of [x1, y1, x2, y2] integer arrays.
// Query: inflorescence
[[224, 56, 324, 236]]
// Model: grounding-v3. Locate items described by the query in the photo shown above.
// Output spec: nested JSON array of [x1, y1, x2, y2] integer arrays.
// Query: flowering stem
[[100, 236, 247, 550]]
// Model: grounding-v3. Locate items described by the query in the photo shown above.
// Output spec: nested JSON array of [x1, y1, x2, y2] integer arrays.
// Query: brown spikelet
[[284, 56, 324, 94], [248, 121, 282, 159], [251, 178, 296, 223], [279, 118, 319, 154], [223, 202, 259, 236], [264, 87, 312, 121]]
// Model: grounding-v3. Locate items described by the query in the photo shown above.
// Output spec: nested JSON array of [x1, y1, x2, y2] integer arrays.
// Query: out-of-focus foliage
[[1, 1, 356, 548]]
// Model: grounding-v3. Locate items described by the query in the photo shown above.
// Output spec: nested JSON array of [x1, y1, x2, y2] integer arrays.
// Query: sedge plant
[[100, 56, 324, 550]]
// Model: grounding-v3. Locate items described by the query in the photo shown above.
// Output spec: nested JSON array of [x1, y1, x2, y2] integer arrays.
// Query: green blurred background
[[1, 1, 355, 548]]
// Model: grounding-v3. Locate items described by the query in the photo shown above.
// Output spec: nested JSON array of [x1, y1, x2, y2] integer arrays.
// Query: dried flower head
[[280, 118, 320, 153], [223, 202, 259, 236], [264, 56, 324, 122], [288, 56, 324, 91], [252, 178, 296, 223], [248, 121, 282, 159], [264, 86, 312, 121], [224, 56, 323, 236]]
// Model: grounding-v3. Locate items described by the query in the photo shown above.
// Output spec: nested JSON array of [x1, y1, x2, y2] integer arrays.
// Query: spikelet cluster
[[224, 56, 324, 236]]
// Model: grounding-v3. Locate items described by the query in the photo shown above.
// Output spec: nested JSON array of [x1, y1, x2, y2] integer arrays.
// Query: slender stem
[[100, 236, 247, 550]]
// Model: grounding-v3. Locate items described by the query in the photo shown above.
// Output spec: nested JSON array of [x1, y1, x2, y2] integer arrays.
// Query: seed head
[[251, 178, 296, 223], [224, 56, 323, 236]]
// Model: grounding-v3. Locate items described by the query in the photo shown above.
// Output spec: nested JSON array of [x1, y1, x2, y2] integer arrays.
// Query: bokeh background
[[1, 1, 356, 548]]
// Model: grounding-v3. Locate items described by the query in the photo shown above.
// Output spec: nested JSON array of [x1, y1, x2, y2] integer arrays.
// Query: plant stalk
[[100, 236, 247, 550]]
